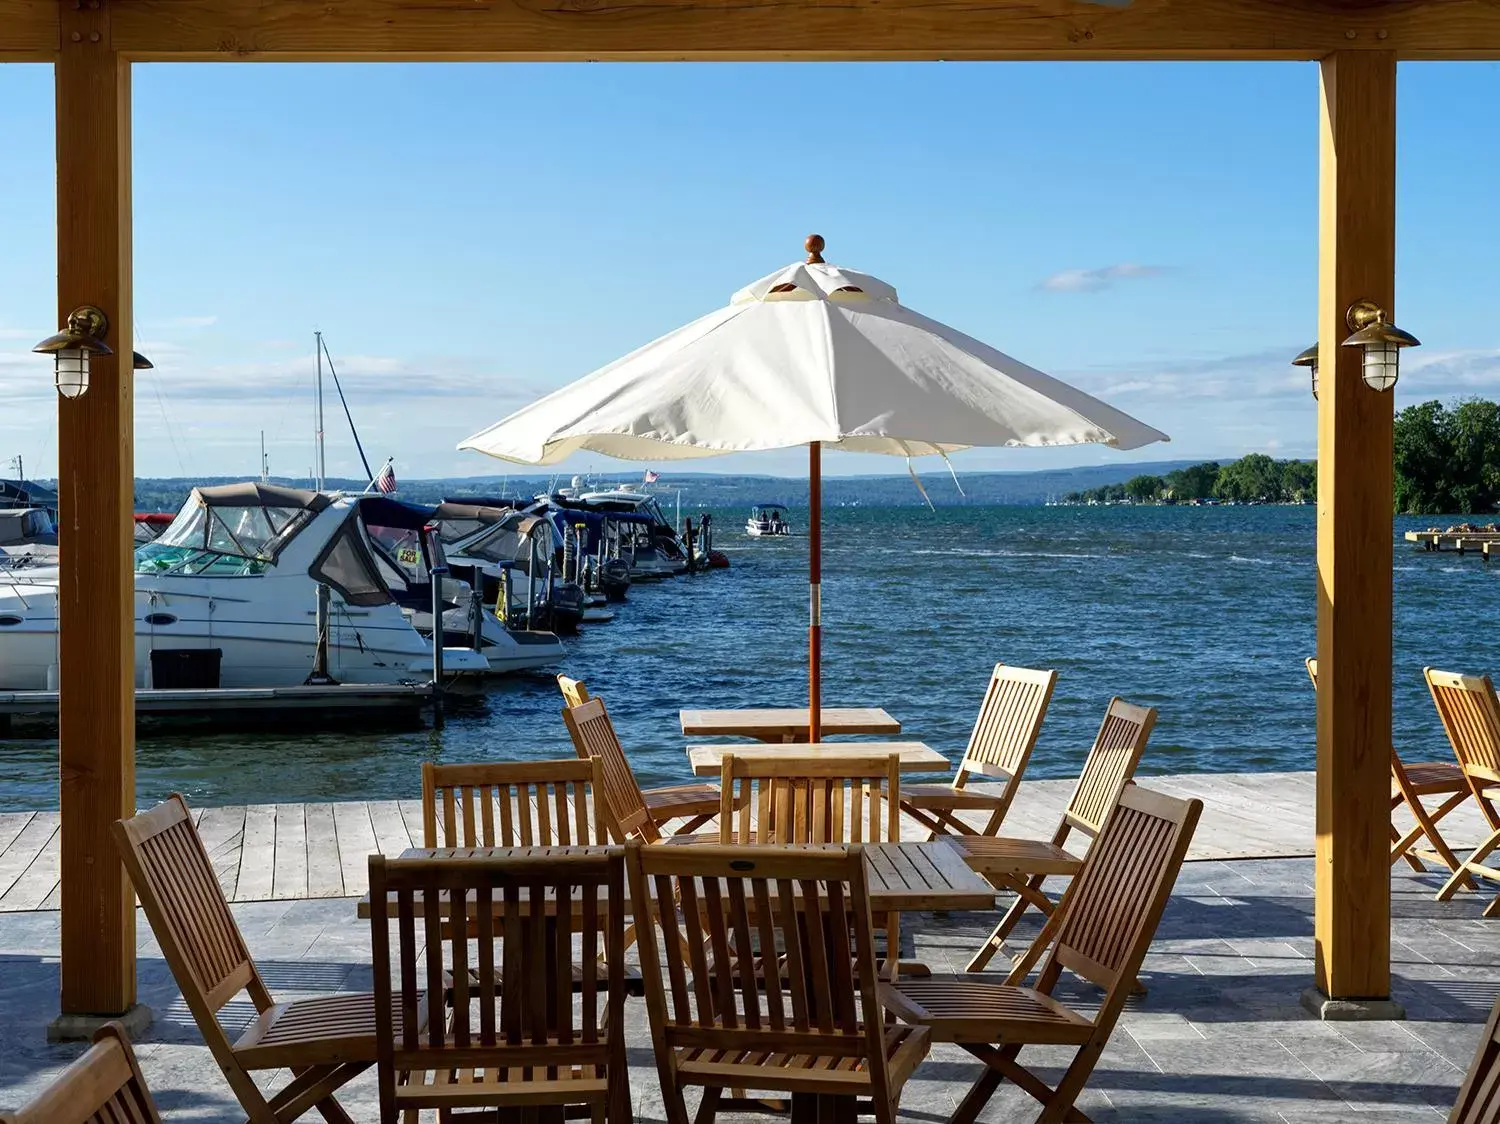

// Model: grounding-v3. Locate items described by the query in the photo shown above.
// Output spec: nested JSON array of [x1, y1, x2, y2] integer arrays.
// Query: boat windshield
[[135, 501, 314, 576], [452, 515, 544, 566]]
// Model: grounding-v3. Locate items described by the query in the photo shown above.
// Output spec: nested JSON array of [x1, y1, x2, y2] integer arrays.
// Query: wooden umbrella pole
[[809, 440, 822, 742]]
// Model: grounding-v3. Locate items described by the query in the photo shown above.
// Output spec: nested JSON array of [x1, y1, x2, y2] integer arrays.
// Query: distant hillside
[[114, 460, 1206, 513]]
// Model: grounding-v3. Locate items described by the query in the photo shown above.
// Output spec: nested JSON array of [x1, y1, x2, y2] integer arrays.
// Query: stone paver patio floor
[[1, 857, 1496, 1122]]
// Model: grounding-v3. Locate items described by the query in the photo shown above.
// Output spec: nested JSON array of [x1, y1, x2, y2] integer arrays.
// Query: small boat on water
[[746, 503, 791, 537]]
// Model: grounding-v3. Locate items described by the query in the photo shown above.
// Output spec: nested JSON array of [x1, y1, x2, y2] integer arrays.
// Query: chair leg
[[966, 875, 1052, 973], [1390, 818, 1426, 873], [950, 1059, 1007, 1124], [691, 1087, 722, 1124], [1406, 790, 1474, 883], [1438, 828, 1500, 902]]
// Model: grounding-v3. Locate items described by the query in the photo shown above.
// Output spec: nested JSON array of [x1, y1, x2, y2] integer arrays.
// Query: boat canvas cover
[[194, 482, 331, 511], [150, 488, 321, 564]]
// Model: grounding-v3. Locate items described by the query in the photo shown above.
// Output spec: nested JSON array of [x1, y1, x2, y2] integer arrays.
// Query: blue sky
[[1, 60, 1498, 481]]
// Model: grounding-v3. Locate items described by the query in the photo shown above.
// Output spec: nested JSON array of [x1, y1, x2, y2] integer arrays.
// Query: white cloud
[[1039, 263, 1168, 293]]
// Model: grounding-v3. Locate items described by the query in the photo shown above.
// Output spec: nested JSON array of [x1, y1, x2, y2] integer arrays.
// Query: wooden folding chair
[[369, 848, 630, 1122], [421, 757, 608, 849], [421, 757, 642, 994], [1425, 667, 1500, 913], [884, 785, 1202, 1124], [900, 664, 1057, 838], [0, 1022, 161, 1124], [955, 697, 1156, 973], [720, 752, 910, 977], [1307, 657, 1471, 878], [627, 841, 930, 1124], [559, 680, 718, 834], [1449, 994, 1500, 1123], [113, 794, 426, 1124]]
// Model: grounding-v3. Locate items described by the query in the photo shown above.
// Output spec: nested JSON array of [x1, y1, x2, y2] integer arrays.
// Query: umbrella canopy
[[460, 246, 1167, 464], [459, 236, 1169, 736]]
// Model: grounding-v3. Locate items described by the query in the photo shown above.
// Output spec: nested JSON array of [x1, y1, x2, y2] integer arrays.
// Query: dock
[[1405, 528, 1500, 559], [0, 768, 1488, 912], [0, 682, 431, 732]]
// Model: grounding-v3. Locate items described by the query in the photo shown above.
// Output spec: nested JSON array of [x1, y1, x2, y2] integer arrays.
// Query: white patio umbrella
[[460, 235, 1169, 738]]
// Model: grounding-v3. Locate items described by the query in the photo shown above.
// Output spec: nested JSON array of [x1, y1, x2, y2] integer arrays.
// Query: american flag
[[643, 469, 660, 484], [374, 461, 397, 494]]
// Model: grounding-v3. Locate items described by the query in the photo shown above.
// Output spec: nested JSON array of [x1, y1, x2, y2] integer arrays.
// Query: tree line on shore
[[1061, 455, 1315, 505], [1062, 397, 1500, 514]]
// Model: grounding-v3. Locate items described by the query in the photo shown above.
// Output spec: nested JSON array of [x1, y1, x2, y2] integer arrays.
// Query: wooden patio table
[[356, 841, 996, 918], [685, 740, 948, 777], [679, 706, 900, 743]]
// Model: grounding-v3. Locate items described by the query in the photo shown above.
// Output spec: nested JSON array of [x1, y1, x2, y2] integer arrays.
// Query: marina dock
[[0, 682, 431, 731], [0, 768, 1486, 912], [1405, 528, 1500, 558]]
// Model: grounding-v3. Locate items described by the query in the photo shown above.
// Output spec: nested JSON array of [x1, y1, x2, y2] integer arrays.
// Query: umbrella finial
[[805, 234, 826, 264]]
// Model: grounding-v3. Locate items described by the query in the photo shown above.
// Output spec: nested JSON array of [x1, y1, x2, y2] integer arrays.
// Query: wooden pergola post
[[47, 0, 146, 1040], [1305, 49, 1403, 1020]]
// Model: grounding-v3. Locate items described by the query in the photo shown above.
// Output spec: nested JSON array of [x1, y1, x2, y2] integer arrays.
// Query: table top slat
[[687, 742, 946, 778], [679, 708, 901, 740]]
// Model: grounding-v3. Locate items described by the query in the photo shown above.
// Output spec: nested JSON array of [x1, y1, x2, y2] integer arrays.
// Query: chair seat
[[900, 782, 1007, 811], [943, 835, 1085, 877], [235, 991, 429, 1069], [674, 1025, 930, 1096], [880, 977, 1095, 1046], [394, 1060, 609, 1109], [1397, 760, 1470, 795], [645, 783, 720, 819]]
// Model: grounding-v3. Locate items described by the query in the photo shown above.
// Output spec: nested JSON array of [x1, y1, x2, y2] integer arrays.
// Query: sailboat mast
[[260, 431, 269, 483], [314, 331, 326, 491]]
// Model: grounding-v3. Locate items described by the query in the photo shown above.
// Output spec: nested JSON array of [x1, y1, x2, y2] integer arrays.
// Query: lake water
[[2, 504, 1497, 811]]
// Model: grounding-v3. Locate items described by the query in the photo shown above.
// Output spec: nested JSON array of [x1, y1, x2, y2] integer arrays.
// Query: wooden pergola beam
[[1308, 48, 1399, 1016], [13, 0, 1500, 62], [49, 0, 141, 1037]]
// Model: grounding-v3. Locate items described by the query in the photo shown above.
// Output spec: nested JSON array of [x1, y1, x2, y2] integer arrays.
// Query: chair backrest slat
[[369, 848, 624, 1106], [421, 759, 605, 848], [718, 755, 901, 845], [1426, 668, 1500, 783], [955, 664, 1057, 789], [563, 697, 660, 843], [628, 843, 888, 1087], [1450, 996, 1500, 1123], [1062, 697, 1157, 838], [557, 673, 591, 709], [111, 796, 267, 1031], [1041, 785, 1201, 1033], [0, 1023, 163, 1124]]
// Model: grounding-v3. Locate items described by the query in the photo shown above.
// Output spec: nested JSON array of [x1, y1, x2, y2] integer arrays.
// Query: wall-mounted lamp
[[1342, 299, 1419, 393], [133, 351, 154, 371], [1292, 343, 1320, 400], [33, 306, 112, 399], [1290, 301, 1420, 399]]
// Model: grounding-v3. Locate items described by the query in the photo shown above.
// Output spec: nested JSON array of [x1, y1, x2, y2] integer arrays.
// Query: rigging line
[[133, 319, 190, 476], [318, 334, 374, 483]]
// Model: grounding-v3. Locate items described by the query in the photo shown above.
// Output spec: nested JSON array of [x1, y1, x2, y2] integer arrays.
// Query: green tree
[[1281, 459, 1317, 503], [1124, 474, 1164, 503], [1448, 399, 1500, 514], [1165, 462, 1220, 501], [1215, 454, 1280, 502], [1394, 400, 1455, 514]]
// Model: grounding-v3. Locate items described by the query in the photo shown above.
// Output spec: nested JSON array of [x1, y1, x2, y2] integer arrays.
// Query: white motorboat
[[553, 484, 687, 579], [0, 483, 442, 689], [746, 503, 791, 537]]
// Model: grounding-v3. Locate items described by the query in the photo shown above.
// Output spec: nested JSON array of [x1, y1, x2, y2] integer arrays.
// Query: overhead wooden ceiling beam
[[0, 0, 56, 62], [9, 0, 1500, 66]]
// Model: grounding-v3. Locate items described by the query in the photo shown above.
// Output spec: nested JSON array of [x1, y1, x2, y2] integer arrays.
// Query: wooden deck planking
[[2, 770, 1493, 911], [272, 804, 308, 901], [0, 811, 59, 911], [236, 804, 277, 901], [304, 803, 343, 898], [332, 802, 378, 893]]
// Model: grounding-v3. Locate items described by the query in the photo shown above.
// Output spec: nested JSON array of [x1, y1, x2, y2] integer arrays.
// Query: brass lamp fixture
[[1290, 300, 1419, 399], [1342, 299, 1419, 392], [33, 305, 112, 399], [1292, 343, 1320, 400]]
